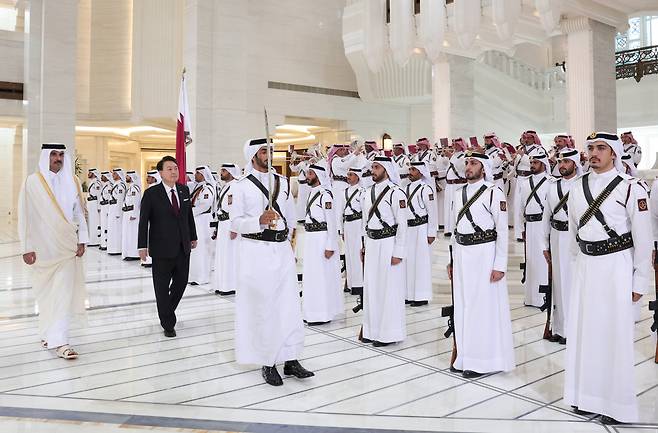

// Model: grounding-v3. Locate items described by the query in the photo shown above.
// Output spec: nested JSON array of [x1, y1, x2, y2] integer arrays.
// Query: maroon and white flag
[[176, 71, 192, 184]]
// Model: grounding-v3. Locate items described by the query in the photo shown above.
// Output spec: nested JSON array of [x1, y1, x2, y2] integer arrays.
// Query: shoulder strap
[[406, 183, 423, 219], [345, 187, 359, 213], [525, 176, 547, 211], [456, 185, 488, 232], [305, 190, 322, 223], [552, 180, 569, 216], [578, 173, 623, 238], [367, 185, 391, 228], [246, 174, 287, 226]]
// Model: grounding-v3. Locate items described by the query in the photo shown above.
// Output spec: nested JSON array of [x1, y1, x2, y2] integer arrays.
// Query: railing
[[479, 51, 566, 91], [616, 45, 658, 82]]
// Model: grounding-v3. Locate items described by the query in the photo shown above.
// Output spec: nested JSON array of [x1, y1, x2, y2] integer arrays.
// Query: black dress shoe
[[549, 334, 561, 343], [283, 360, 315, 379], [262, 365, 283, 386], [405, 299, 412, 305], [360, 337, 373, 343], [444, 232, 452, 237], [410, 301, 428, 307], [449, 365, 463, 374], [372, 341, 392, 347], [189, 282, 199, 286], [558, 337, 567, 345], [516, 238, 524, 243], [215, 290, 235, 296], [163, 329, 176, 338], [600, 415, 622, 425], [462, 370, 484, 378], [571, 406, 593, 416], [344, 287, 351, 293], [306, 321, 330, 326]]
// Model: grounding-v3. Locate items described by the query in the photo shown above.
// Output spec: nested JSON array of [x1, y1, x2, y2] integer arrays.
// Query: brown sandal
[[56, 345, 79, 360]]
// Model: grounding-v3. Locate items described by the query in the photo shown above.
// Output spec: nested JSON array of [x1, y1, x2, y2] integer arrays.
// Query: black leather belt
[[447, 178, 467, 185], [400, 174, 409, 179], [333, 175, 348, 182], [344, 212, 362, 222], [550, 219, 568, 231], [210, 221, 218, 228], [437, 176, 446, 181], [100, 200, 109, 205], [298, 179, 308, 184], [305, 222, 327, 232], [493, 173, 503, 180], [366, 225, 398, 240], [525, 213, 543, 222], [109, 199, 117, 205], [577, 232, 633, 256], [407, 215, 428, 227], [454, 229, 497, 246], [430, 171, 438, 177], [242, 228, 289, 243], [218, 213, 230, 221], [122, 205, 134, 212], [517, 170, 532, 177], [87, 196, 98, 201]]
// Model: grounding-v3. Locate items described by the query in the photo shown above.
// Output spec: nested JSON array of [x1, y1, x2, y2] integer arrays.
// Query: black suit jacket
[[138, 183, 198, 258]]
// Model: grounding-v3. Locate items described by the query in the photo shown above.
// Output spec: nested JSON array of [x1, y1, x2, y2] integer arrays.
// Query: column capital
[[561, 16, 591, 35]]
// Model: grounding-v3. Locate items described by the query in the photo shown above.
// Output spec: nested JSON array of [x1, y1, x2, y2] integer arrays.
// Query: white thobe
[[214, 180, 238, 293], [485, 146, 505, 191], [121, 184, 141, 259], [519, 172, 550, 307], [435, 155, 449, 229], [331, 154, 361, 226], [361, 180, 409, 343], [623, 143, 642, 166], [189, 182, 214, 284], [290, 161, 311, 223], [405, 180, 438, 302], [393, 154, 410, 187], [301, 185, 343, 322], [99, 181, 113, 249], [451, 180, 515, 373], [107, 181, 126, 254], [86, 179, 101, 245], [564, 169, 651, 423], [18, 171, 88, 348], [231, 170, 303, 366], [443, 151, 466, 233], [341, 184, 364, 291], [540, 176, 576, 337]]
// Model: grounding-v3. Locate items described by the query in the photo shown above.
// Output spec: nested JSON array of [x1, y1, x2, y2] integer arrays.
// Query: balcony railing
[[616, 45, 658, 82], [479, 51, 565, 91]]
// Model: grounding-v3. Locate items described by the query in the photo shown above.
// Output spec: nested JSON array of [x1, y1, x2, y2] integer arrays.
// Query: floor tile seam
[[0, 275, 154, 292]]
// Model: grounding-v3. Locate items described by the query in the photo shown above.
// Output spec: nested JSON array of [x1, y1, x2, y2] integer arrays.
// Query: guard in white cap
[[405, 161, 438, 306], [121, 171, 142, 260], [518, 147, 551, 307], [289, 153, 312, 224], [188, 165, 215, 285], [213, 163, 241, 296], [301, 161, 343, 324], [449, 151, 515, 378], [107, 168, 127, 255], [86, 168, 102, 246], [621, 131, 642, 166], [18, 143, 88, 360], [540, 149, 582, 345], [360, 156, 409, 347], [232, 138, 313, 386], [483, 133, 506, 191], [563, 132, 651, 425], [392, 143, 410, 187], [443, 138, 467, 236], [99, 171, 113, 250], [341, 166, 365, 295]]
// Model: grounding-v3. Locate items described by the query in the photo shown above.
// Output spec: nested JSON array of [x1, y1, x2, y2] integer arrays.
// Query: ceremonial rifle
[[520, 229, 526, 284], [355, 237, 365, 341], [651, 241, 658, 363], [538, 253, 553, 341], [441, 245, 458, 371]]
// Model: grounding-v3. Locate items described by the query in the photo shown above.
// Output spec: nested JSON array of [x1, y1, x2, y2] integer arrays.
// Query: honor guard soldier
[[564, 132, 652, 424], [213, 163, 241, 296], [86, 168, 102, 246], [121, 171, 142, 260], [621, 131, 642, 167], [99, 171, 113, 251], [341, 166, 365, 296], [188, 166, 215, 285], [107, 168, 127, 255], [231, 138, 313, 387], [360, 156, 409, 347], [449, 151, 515, 378], [443, 138, 467, 236], [405, 161, 438, 306]]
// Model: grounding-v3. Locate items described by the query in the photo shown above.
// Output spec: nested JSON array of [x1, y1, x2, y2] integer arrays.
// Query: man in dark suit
[[138, 156, 197, 337]]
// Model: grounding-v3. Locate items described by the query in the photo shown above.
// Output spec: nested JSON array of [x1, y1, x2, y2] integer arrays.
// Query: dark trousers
[[151, 249, 190, 331]]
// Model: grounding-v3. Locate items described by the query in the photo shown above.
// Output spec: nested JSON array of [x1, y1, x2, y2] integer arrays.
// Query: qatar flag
[[176, 72, 192, 184]]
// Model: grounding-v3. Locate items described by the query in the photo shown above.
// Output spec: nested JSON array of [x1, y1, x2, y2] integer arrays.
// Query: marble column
[[12, 125, 23, 217], [562, 17, 617, 147], [431, 54, 475, 142], [24, 0, 78, 173]]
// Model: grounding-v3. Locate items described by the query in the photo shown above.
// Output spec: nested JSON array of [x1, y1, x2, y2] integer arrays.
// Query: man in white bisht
[[449, 151, 515, 377], [518, 147, 551, 307], [140, 170, 161, 268], [541, 149, 582, 345], [341, 166, 365, 295], [213, 163, 241, 296], [107, 168, 127, 255], [360, 156, 409, 347], [405, 161, 438, 306], [443, 138, 467, 236], [86, 168, 102, 246], [232, 138, 314, 386], [121, 170, 141, 260], [99, 171, 113, 251], [188, 165, 215, 285], [301, 161, 343, 324], [18, 143, 88, 360], [564, 132, 651, 425]]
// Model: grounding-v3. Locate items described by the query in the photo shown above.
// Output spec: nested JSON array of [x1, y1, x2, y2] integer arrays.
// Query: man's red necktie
[[170, 188, 180, 215]]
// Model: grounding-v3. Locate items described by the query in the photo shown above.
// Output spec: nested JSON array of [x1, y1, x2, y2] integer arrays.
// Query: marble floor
[[0, 218, 656, 433]]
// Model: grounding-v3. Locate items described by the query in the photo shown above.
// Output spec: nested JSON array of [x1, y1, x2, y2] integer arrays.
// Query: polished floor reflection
[[0, 220, 656, 433]]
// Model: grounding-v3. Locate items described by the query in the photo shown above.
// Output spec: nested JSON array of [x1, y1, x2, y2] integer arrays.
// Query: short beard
[[308, 177, 319, 187], [559, 167, 575, 177], [465, 169, 483, 181], [372, 172, 387, 183], [253, 156, 268, 170]]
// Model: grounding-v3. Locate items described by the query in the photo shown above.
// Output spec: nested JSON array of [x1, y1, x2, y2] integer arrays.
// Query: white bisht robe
[[341, 184, 364, 292], [301, 185, 343, 322], [107, 180, 126, 254], [451, 180, 515, 373], [232, 170, 304, 366], [189, 182, 215, 285], [361, 180, 409, 343], [18, 171, 88, 347], [405, 179, 438, 302], [214, 180, 238, 293], [121, 183, 141, 259], [86, 178, 102, 246], [540, 176, 576, 338], [443, 151, 466, 233], [564, 169, 651, 423], [99, 180, 113, 249], [518, 172, 550, 307]]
